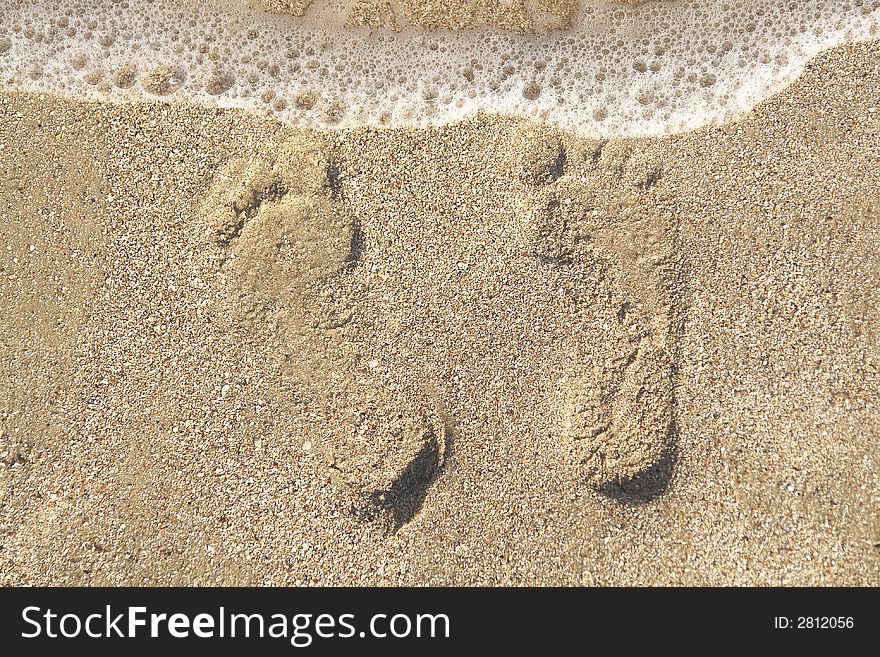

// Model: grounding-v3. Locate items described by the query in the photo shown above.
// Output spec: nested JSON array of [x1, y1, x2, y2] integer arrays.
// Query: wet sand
[[0, 39, 878, 586]]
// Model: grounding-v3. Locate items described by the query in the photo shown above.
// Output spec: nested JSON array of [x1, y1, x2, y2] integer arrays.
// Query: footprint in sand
[[199, 134, 448, 531], [321, 387, 451, 533], [200, 133, 361, 380], [200, 126, 683, 528], [512, 126, 681, 502]]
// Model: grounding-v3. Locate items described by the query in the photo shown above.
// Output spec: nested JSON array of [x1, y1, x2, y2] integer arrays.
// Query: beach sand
[[0, 38, 878, 586]]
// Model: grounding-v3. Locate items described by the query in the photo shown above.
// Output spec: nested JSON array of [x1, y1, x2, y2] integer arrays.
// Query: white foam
[[0, 0, 877, 136]]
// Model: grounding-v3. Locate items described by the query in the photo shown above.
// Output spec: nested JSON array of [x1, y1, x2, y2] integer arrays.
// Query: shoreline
[[2, 1, 877, 136]]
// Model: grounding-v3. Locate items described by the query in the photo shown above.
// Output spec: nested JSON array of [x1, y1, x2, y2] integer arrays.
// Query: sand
[[259, 0, 580, 32], [0, 38, 878, 586]]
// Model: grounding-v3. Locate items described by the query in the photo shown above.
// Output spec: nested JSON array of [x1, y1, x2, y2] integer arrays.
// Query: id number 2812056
[[774, 617, 854, 630]]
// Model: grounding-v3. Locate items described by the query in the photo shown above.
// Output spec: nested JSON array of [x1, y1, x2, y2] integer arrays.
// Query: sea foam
[[0, 0, 877, 136]]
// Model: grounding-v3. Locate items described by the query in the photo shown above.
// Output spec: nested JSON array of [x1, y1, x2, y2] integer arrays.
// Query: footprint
[[514, 126, 680, 501], [200, 133, 359, 381], [505, 124, 567, 186], [563, 343, 676, 498], [200, 133, 448, 530], [317, 387, 451, 533]]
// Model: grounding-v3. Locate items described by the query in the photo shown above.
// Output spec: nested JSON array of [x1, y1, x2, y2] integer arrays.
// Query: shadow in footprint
[[595, 420, 678, 505], [355, 416, 455, 530], [347, 222, 365, 266], [326, 161, 343, 197], [548, 143, 567, 182]]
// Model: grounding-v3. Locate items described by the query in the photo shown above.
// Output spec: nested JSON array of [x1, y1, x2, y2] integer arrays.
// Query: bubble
[[84, 68, 105, 86], [114, 64, 138, 89], [71, 53, 88, 70], [142, 64, 186, 95], [321, 97, 344, 123], [293, 89, 318, 110], [523, 80, 542, 100], [205, 68, 235, 95]]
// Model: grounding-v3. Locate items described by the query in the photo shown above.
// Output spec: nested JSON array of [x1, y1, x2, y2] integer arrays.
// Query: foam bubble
[[0, 1, 877, 136]]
